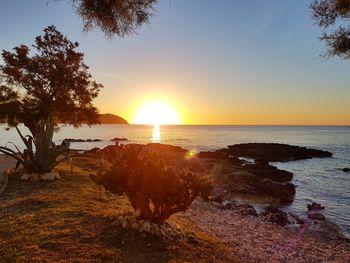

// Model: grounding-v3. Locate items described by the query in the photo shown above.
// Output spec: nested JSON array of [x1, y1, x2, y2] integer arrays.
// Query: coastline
[[1, 142, 349, 261]]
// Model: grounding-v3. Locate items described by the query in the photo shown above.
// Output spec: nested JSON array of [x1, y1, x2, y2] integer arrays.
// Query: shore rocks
[[21, 172, 60, 181], [308, 212, 326, 221], [64, 138, 102, 142], [307, 202, 325, 211], [261, 206, 290, 226], [259, 179, 295, 203], [112, 212, 181, 239], [243, 163, 293, 182], [219, 143, 332, 162], [110, 137, 128, 141]]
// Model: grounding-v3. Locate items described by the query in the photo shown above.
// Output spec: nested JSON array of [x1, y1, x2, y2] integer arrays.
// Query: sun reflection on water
[[152, 124, 160, 142]]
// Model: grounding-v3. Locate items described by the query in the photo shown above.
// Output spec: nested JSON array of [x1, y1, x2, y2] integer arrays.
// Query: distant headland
[[99, 113, 128, 124]]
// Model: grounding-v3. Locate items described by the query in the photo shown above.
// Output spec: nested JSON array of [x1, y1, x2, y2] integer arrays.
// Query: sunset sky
[[0, 0, 349, 125]]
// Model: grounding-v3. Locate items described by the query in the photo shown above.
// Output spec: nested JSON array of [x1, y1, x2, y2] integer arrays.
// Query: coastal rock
[[259, 179, 295, 203], [307, 202, 325, 211], [307, 220, 346, 240], [235, 204, 258, 216], [84, 147, 100, 154], [261, 206, 290, 226], [197, 151, 228, 159], [64, 138, 102, 143], [219, 143, 332, 162], [308, 212, 326, 221], [243, 163, 293, 182], [111, 137, 128, 141]]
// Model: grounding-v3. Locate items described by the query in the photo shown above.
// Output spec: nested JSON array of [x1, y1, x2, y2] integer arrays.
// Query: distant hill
[[99, 113, 128, 124]]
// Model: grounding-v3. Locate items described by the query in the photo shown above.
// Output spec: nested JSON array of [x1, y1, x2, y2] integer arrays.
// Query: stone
[[236, 204, 258, 217], [307, 202, 325, 211], [143, 222, 151, 232], [122, 220, 128, 228], [262, 206, 290, 226], [40, 172, 59, 181], [308, 212, 326, 221], [342, 167, 350, 172], [211, 201, 224, 209], [111, 137, 128, 142], [21, 173, 32, 180]]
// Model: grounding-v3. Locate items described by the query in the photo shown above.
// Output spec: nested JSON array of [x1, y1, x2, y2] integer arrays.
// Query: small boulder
[[40, 172, 60, 181], [307, 202, 325, 211], [308, 212, 326, 221], [111, 137, 128, 142], [262, 206, 290, 226], [235, 204, 258, 217], [20, 173, 32, 180]]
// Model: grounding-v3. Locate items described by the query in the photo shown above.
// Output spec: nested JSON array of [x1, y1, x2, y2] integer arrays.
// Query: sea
[[1, 124, 349, 237]]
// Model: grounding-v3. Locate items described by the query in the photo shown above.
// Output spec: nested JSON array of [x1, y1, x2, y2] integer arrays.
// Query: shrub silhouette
[[94, 145, 212, 223]]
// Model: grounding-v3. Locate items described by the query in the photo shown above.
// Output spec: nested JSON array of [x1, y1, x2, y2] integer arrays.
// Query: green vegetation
[[0, 155, 238, 262], [0, 26, 102, 173], [93, 144, 212, 223]]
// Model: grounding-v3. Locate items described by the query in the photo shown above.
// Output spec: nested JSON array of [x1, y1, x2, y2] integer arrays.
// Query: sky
[[0, 0, 349, 125]]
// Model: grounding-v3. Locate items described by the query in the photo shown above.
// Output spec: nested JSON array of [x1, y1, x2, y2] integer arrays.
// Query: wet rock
[[307, 202, 325, 211], [244, 163, 293, 182], [64, 138, 86, 142], [342, 167, 350, 172], [220, 143, 332, 162], [308, 212, 326, 221], [260, 179, 295, 203], [111, 137, 128, 142], [262, 206, 290, 226], [235, 204, 258, 216], [307, 220, 346, 240], [288, 212, 306, 225]]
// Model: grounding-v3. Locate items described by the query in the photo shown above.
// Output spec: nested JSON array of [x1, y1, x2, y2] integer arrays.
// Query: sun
[[133, 100, 181, 125]]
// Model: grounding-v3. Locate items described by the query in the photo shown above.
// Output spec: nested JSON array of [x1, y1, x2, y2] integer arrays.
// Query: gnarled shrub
[[94, 145, 212, 223]]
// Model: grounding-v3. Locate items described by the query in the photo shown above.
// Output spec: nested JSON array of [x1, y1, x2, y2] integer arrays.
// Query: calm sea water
[[1, 124, 349, 236]]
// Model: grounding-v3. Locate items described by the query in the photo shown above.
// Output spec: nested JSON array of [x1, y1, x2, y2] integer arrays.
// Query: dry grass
[[0, 154, 239, 262]]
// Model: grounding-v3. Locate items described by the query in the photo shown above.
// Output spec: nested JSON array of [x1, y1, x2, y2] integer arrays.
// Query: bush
[[94, 145, 212, 223]]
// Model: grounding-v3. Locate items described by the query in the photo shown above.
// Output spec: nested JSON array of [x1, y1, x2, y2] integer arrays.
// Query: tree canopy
[[311, 0, 350, 59], [0, 25, 103, 136], [71, 0, 157, 37]]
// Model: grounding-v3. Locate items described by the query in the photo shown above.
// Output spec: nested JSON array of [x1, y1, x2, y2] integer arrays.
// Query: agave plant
[[0, 121, 70, 173]]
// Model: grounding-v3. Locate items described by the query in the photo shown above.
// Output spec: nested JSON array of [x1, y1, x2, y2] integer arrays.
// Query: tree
[[70, 0, 157, 37], [0, 25, 103, 173], [311, 0, 350, 58]]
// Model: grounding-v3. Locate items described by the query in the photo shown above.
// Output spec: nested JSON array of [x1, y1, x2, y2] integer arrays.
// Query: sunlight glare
[[152, 124, 161, 142], [133, 100, 181, 125]]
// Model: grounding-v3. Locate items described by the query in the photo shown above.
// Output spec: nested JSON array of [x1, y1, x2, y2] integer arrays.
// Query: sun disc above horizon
[[132, 100, 181, 125]]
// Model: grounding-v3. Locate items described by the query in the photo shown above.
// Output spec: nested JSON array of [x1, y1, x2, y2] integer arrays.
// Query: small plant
[[94, 145, 212, 223]]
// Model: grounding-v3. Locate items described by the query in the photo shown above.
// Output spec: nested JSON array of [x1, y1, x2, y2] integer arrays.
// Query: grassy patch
[[0, 154, 239, 262]]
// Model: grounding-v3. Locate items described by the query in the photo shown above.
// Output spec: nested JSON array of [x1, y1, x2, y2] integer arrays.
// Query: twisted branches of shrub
[[94, 145, 212, 223]]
